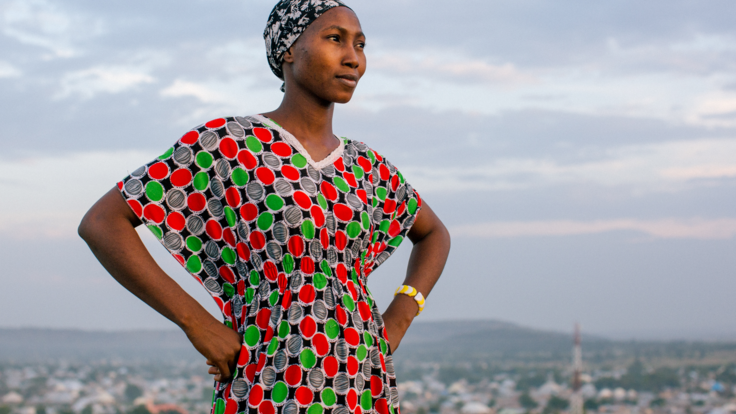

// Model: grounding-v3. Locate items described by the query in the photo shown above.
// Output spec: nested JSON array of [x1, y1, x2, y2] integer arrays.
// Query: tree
[[125, 384, 144, 402], [544, 396, 569, 414], [127, 405, 152, 414], [584, 399, 599, 411], [519, 392, 538, 410]]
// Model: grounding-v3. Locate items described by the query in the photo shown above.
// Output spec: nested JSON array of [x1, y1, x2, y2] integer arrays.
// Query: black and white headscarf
[[264, 0, 351, 90]]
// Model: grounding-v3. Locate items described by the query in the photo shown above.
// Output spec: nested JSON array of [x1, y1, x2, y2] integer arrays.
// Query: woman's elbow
[[78, 210, 97, 242], [438, 221, 451, 252]]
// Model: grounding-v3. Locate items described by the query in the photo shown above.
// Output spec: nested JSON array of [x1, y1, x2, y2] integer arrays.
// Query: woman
[[78, 1, 451, 414]]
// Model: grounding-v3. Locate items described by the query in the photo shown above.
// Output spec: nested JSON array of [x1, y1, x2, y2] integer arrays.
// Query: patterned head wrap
[[264, 0, 351, 91]]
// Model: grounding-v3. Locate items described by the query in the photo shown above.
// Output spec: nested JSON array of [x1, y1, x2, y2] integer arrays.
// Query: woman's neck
[[262, 86, 337, 151]]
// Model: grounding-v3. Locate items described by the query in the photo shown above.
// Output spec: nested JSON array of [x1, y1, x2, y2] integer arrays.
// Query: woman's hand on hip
[[184, 317, 242, 383]]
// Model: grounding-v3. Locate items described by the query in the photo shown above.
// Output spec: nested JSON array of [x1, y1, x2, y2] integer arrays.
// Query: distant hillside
[[0, 328, 200, 362], [2, 320, 735, 365]]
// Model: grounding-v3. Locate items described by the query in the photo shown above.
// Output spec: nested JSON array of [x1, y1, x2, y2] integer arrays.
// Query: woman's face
[[283, 7, 366, 104]]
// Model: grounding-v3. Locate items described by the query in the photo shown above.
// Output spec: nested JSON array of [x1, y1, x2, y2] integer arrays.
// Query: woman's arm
[[78, 187, 242, 382], [382, 201, 451, 353]]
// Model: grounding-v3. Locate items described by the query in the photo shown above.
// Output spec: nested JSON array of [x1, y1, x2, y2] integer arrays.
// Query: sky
[[1, 0, 735, 340]]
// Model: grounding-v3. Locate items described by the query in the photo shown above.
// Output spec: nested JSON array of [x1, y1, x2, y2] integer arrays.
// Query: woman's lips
[[336, 75, 358, 87]]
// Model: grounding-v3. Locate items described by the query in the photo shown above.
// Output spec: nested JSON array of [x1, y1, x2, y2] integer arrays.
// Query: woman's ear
[[283, 47, 295, 63]]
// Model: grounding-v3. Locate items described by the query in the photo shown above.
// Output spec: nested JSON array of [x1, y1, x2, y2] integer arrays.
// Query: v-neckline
[[254, 114, 345, 170]]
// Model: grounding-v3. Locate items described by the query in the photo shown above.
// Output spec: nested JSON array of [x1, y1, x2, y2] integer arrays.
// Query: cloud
[[369, 49, 537, 86], [55, 65, 156, 99], [451, 218, 736, 240], [0, 61, 21, 78], [1, 0, 103, 58], [687, 92, 736, 127], [0, 150, 159, 240], [403, 138, 736, 194], [160, 79, 227, 104]]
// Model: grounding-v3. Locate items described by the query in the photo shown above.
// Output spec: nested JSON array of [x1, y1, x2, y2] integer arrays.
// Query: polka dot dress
[[118, 114, 422, 414]]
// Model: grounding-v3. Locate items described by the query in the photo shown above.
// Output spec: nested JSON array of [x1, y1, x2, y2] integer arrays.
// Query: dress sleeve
[[116, 119, 251, 322], [364, 150, 422, 276]]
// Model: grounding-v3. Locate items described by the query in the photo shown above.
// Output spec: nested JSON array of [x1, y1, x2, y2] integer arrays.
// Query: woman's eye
[[328, 35, 340, 42]]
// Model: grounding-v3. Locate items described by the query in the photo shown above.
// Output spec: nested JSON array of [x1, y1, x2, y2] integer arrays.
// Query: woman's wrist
[[383, 294, 416, 330], [176, 302, 216, 335]]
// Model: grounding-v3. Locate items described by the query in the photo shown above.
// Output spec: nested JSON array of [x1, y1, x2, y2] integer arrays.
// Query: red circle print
[[248, 384, 263, 406], [358, 301, 372, 321], [281, 165, 300, 181], [256, 167, 275, 185], [376, 398, 389, 414], [356, 189, 367, 204], [334, 204, 353, 222], [334, 157, 345, 172], [388, 220, 401, 238], [127, 199, 143, 217], [343, 172, 357, 187], [300, 256, 315, 274], [358, 156, 372, 172], [346, 389, 358, 409], [299, 316, 317, 338], [187, 193, 206, 212], [288, 235, 305, 257], [205, 219, 223, 240], [148, 162, 169, 180], [264, 261, 278, 281], [334, 231, 347, 251], [383, 199, 396, 215], [320, 181, 337, 201], [219, 266, 236, 284], [170, 169, 192, 187], [336, 263, 348, 283], [313, 333, 329, 356], [249, 231, 266, 250], [281, 290, 292, 310], [237, 243, 251, 262], [253, 128, 273, 143], [295, 387, 313, 406], [371, 376, 384, 397], [180, 130, 199, 145], [298, 284, 316, 304], [284, 365, 302, 386], [219, 137, 238, 159], [379, 164, 390, 180], [344, 327, 360, 346], [206, 118, 226, 129], [347, 356, 358, 376], [335, 305, 347, 326], [256, 308, 271, 329], [258, 400, 276, 414], [238, 150, 258, 170], [323, 356, 338, 377], [166, 211, 186, 231], [225, 187, 241, 207], [240, 203, 258, 221], [270, 142, 292, 157], [223, 228, 236, 246], [293, 191, 312, 210], [143, 204, 165, 224], [259, 401, 274, 414], [310, 206, 325, 227]]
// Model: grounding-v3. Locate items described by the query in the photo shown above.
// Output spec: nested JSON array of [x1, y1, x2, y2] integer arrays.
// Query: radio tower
[[570, 323, 584, 414]]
